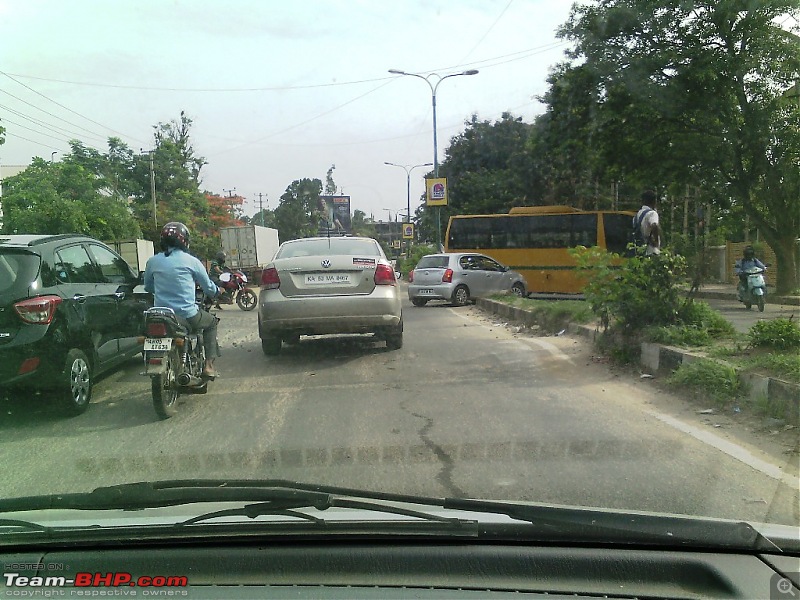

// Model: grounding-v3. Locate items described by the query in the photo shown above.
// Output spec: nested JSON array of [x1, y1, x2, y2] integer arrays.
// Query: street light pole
[[388, 69, 478, 248], [384, 161, 432, 259]]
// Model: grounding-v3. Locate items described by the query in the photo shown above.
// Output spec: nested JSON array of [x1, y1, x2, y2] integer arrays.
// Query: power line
[[2, 42, 567, 94], [0, 70, 148, 145], [0, 103, 109, 143], [458, 0, 515, 64], [0, 88, 112, 140]]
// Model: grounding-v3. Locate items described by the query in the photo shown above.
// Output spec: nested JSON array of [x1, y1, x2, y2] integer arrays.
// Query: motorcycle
[[735, 263, 767, 312], [142, 306, 212, 419], [212, 270, 257, 311]]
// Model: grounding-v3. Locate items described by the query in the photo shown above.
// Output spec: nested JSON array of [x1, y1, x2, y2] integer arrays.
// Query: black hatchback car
[[0, 234, 150, 415]]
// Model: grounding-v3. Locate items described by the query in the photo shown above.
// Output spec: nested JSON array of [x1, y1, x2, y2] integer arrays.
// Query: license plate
[[144, 338, 172, 352], [304, 273, 351, 285], [417, 289, 435, 296]]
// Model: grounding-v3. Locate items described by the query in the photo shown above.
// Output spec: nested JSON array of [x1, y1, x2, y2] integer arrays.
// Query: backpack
[[631, 208, 653, 247]]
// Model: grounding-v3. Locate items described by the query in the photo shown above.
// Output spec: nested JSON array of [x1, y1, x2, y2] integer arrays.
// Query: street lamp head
[[463, 69, 479, 76], [388, 69, 406, 75]]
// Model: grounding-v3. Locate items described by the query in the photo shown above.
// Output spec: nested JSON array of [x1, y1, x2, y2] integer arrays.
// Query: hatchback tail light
[[374, 263, 396, 285], [442, 268, 454, 283], [408, 269, 414, 283], [14, 295, 62, 325], [146, 322, 168, 337], [261, 267, 281, 289]]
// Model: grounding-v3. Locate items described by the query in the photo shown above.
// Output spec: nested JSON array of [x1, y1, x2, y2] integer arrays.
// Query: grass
[[708, 345, 800, 384], [666, 359, 742, 405]]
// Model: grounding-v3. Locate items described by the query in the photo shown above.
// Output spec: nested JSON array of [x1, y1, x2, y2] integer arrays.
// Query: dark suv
[[0, 234, 150, 415]]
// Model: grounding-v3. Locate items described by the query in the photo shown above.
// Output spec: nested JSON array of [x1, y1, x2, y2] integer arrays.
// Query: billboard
[[426, 178, 448, 206], [318, 195, 351, 234]]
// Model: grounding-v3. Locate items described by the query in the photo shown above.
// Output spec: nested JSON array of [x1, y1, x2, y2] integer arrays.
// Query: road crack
[[401, 401, 466, 497]]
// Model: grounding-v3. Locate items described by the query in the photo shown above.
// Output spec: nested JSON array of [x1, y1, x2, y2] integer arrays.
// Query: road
[[1, 293, 798, 527], [700, 296, 799, 334]]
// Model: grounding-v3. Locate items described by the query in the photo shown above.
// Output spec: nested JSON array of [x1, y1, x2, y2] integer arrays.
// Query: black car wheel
[[411, 298, 428, 307], [451, 285, 470, 307], [59, 349, 92, 416], [385, 318, 403, 350], [511, 282, 526, 297], [261, 335, 282, 356]]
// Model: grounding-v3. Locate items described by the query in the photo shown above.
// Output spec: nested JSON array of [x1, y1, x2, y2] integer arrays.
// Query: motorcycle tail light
[[14, 295, 62, 325], [261, 267, 281, 289], [374, 264, 396, 285], [146, 322, 168, 336]]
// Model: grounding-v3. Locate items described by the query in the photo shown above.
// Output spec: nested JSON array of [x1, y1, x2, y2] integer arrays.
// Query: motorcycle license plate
[[144, 338, 172, 352]]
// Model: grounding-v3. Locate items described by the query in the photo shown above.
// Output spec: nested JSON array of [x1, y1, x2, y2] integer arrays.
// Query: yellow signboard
[[402, 223, 414, 239], [426, 178, 448, 206]]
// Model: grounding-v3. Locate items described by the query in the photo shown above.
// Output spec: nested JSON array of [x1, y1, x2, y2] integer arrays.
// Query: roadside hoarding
[[319, 195, 351, 234]]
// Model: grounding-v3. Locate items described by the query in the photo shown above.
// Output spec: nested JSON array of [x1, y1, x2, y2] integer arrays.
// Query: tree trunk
[[772, 238, 800, 296]]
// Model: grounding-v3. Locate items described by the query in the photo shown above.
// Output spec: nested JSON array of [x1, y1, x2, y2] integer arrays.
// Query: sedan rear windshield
[[276, 238, 381, 259], [415, 256, 450, 269], [0, 251, 40, 300]]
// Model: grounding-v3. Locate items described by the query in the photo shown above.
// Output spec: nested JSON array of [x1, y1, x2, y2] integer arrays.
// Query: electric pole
[[257, 193, 266, 227]]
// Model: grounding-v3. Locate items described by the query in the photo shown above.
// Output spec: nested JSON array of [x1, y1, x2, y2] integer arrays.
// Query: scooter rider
[[735, 245, 766, 301], [144, 222, 221, 378]]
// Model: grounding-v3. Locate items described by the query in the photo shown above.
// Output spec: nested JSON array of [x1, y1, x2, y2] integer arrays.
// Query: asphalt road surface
[[1, 293, 798, 527], [701, 296, 799, 334]]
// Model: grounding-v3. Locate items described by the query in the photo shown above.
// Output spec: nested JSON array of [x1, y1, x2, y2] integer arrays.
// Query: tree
[[273, 178, 323, 241], [0, 156, 140, 240], [559, 0, 800, 292]]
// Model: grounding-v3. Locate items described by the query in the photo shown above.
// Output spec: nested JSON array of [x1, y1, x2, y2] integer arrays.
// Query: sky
[[0, 0, 576, 222]]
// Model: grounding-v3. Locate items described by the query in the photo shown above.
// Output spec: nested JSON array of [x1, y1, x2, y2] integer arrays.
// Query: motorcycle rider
[[144, 222, 221, 379], [734, 245, 766, 301], [209, 250, 229, 309]]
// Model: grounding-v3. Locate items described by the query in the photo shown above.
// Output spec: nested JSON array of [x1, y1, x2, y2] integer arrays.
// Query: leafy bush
[[571, 246, 687, 330], [397, 244, 438, 275], [667, 359, 741, 404], [749, 318, 800, 350]]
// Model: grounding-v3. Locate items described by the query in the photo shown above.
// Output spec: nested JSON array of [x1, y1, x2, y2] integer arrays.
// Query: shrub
[[749, 318, 800, 350], [646, 325, 711, 347], [571, 246, 687, 330]]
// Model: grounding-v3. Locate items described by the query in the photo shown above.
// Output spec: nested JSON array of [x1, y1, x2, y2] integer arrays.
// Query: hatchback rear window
[[0, 251, 40, 299], [416, 256, 450, 269], [276, 238, 381, 259]]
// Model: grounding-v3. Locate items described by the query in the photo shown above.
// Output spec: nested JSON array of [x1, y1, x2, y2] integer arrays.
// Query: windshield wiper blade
[[0, 480, 336, 512], [177, 497, 471, 528]]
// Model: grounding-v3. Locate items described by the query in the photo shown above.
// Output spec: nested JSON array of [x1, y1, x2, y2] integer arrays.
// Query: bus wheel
[[452, 285, 470, 307]]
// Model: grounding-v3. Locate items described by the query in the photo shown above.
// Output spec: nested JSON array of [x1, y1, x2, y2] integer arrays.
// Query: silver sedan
[[408, 253, 527, 307], [258, 237, 403, 354]]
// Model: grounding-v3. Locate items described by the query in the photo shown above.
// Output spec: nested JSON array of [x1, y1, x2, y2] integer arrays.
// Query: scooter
[[213, 270, 257, 311], [142, 306, 213, 419], [735, 264, 767, 312]]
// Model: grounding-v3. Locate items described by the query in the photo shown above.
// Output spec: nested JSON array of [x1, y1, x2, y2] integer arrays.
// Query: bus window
[[603, 213, 632, 254], [572, 214, 598, 247]]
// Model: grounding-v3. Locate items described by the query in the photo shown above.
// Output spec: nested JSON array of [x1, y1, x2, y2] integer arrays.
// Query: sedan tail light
[[442, 268, 454, 283], [14, 295, 62, 325], [408, 269, 414, 283], [261, 267, 281, 289], [374, 264, 396, 286]]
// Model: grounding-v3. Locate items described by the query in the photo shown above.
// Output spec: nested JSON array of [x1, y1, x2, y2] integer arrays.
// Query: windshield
[[0, 0, 798, 558]]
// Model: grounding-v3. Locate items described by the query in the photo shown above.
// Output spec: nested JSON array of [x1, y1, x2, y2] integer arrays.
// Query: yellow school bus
[[444, 206, 635, 294]]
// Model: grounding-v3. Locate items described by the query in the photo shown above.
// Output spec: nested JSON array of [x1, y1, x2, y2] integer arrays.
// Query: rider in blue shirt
[[144, 222, 221, 378]]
